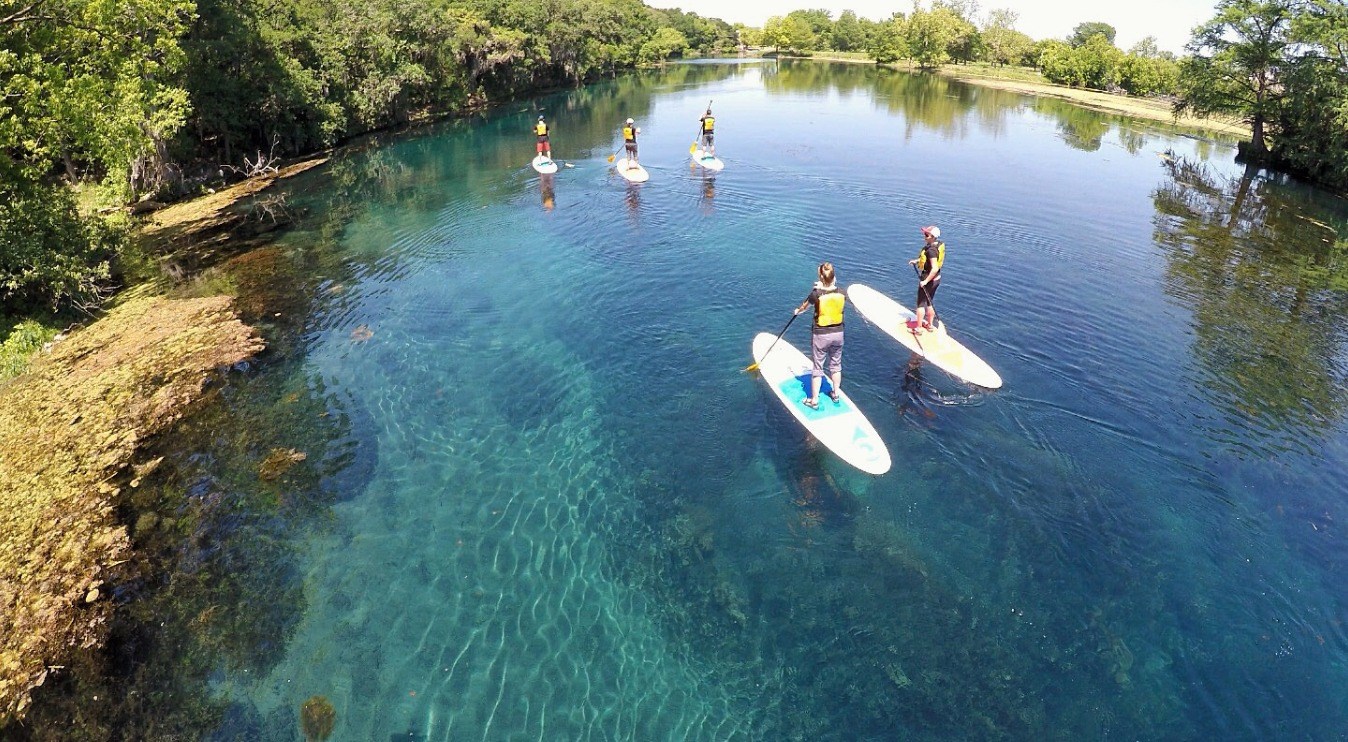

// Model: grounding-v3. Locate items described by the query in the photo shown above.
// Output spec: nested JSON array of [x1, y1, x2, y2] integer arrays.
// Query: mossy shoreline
[[0, 296, 264, 722], [0, 154, 334, 723]]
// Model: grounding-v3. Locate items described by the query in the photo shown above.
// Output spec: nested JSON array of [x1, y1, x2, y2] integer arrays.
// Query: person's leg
[[828, 335, 843, 401], [808, 335, 826, 407]]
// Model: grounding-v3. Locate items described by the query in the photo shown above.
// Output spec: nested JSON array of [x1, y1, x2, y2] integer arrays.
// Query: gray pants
[[811, 332, 843, 378]]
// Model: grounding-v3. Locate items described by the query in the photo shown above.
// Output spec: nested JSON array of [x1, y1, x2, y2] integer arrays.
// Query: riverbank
[[0, 295, 263, 722], [799, 54, 1247, 139]]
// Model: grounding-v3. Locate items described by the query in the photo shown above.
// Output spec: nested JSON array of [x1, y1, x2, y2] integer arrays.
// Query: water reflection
[[539, 172, 556, 211], [1153, 156, 1348, 454]]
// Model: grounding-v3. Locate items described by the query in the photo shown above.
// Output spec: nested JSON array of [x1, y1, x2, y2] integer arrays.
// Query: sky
[[652, 0, 1218, 55]]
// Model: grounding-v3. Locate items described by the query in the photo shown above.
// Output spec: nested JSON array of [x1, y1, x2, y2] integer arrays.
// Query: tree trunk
[[1250, 115, 1268, 155]]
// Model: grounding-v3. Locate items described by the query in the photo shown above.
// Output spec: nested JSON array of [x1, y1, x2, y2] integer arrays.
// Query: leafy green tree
[[0, 182, 122, 310], [1069, 21, 1116, 47], [1118, 54, 1180, 95], [906, 6, 961, 68], [1128, 36, 1162, 58], [639, 26, 689, 62], [735, 23, 763, 47], [786, 9, 832, 49], [832, 9, 866, 51], [867, 14, 908, 63], [762, 14, 815, 53], [983, 18, 1034, 67], [1176, 0, 1294, 157]]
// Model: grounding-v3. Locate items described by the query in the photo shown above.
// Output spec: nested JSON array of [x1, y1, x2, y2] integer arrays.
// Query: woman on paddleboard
[[535, 115, 551, 159], [793, 262, 847, 409], [622, 118, 640, 166], [908, 225, 944, 334]]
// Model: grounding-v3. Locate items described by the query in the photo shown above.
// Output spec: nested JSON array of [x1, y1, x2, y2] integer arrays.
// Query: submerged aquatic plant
[[300, 695, 336, 741]]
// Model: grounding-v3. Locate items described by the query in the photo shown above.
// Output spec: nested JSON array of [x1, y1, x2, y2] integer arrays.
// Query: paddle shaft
[[746, 312, 796, 372]]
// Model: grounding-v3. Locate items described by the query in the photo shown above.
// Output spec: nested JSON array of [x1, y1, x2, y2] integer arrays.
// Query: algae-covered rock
[[0, 295, 262, 723], [300, 695, 337, 741]]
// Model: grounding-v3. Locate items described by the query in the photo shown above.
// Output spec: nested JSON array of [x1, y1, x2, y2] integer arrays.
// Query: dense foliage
[[0, 0, 731, 313], [1177, 0, 1348, 190]]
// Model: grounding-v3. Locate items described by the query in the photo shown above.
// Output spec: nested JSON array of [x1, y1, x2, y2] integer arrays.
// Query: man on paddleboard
[[535, 115, 551, 159], [793, 262, 848, 409], [698, 107, 715, 156], [908, 225, 944, 334], [622, 118, 640, 166]]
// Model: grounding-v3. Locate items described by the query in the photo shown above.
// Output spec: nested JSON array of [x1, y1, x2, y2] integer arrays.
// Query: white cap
[[921, 225, 941, 239], [626, 118, 634, 124]]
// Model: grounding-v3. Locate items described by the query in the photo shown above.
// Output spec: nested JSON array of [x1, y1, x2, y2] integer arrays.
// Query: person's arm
[[794, 291, 815, 315]]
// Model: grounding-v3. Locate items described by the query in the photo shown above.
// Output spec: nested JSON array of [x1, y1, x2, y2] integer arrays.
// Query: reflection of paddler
[[534, 115, 551, 158], [540, 172, 555, 211], [625, 181, 640, 213]]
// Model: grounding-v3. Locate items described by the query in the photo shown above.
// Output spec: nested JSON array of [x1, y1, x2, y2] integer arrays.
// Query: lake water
[[24, 60, 1348, 740]]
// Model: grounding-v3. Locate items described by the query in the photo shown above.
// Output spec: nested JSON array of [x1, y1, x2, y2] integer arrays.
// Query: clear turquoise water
[[92, 61, 1348, 739]]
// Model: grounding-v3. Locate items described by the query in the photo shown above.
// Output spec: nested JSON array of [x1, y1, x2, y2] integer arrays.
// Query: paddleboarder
[[792, 262, 848, 409], [698, 107, 715, 156], [908, 225, 944, 334], [534, 115, 551, 159], [622, 118, 640, 166]]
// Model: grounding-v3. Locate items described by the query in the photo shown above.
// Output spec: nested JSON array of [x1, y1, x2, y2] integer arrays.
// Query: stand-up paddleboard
[[847, 283, 1003, 389], [531, 155, 558, 174], [692, 149, 724, 171], [752, 332, 891, 475], [616, 158, 649, 183]]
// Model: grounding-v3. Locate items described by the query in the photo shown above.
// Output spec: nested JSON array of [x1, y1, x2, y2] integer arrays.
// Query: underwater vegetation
[[300, 695, 336, 741]]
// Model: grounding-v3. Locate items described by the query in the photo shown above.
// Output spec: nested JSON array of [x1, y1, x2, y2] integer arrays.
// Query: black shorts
[[915, 279, 940, 308], [625, 142, 637, 155], [702, 132, 714, 144]]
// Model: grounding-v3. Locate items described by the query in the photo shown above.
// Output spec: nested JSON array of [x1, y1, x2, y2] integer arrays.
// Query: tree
[[832, 9, 865, 51], [1176, 0, 1294, 157], [639, 27, 688, 62], [1069, 22, 1116, 47], [762, 14, 816, 53], [906, 6, 962, 68], [786, 8, 833, 50], [867, 14, 908, 63], [1128, 36, 1162, 58], [983, 10, 1034, 67]]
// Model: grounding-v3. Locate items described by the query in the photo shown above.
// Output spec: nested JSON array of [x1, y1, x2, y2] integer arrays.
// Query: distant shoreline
[[778, 53, 1247, 140]]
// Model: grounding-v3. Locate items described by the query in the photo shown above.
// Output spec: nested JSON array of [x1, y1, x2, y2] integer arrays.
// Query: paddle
[[744, 312, 797, 373], [606, 144, 623, 163]]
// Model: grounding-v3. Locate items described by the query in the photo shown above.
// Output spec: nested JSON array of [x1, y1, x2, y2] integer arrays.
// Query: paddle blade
[[743, 362, 759, 373], [607, 153, 616, 162], [689, 142, 697, 154]]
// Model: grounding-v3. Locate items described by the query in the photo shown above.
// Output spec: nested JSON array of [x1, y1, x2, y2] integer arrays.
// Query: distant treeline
[[0, 0, 733, 312], [746, 2, 1348, 191]]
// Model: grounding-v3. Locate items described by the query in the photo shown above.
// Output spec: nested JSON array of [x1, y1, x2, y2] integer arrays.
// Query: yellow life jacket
[[535, 121, 548, 136], [702, 116, 715, 132], [916, 242, 945, 276], [815, 287, 845, 328], [623, 125, 635, 142]]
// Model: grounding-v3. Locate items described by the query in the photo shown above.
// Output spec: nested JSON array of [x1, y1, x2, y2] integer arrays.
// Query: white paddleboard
[[692, 149, 724, 171], [531, 155, 558, 174], [752, 332, 891, 475], [847, 283, 1003, 389], [616, 158, 649, 183]]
